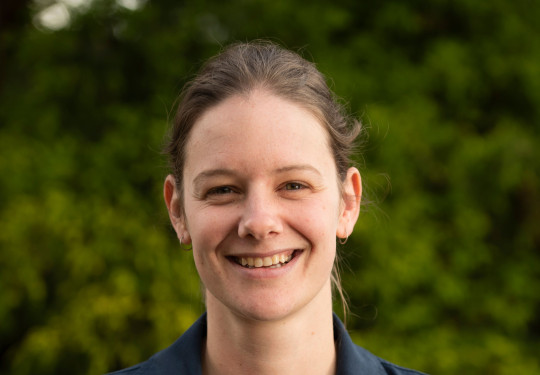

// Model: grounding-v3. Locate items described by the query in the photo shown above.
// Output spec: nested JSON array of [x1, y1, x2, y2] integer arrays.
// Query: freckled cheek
[[292, 206, 337, 244], [192, 253, 217, 292], [188, 210, 237, 254]]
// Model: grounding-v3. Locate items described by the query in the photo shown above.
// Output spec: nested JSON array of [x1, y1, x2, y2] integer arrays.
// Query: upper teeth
[[239, 252, 293, 268]]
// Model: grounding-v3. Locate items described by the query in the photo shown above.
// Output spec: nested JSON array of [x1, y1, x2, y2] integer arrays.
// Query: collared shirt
[[107, 313, 427, 375]]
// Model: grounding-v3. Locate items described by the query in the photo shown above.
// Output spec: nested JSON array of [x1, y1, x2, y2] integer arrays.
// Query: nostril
[[238, 214, 283, 240]]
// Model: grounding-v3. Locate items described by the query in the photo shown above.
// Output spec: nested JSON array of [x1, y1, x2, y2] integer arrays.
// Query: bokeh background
[[1, 0, 539, 374]]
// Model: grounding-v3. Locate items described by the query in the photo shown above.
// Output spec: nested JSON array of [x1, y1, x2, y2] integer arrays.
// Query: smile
[[231, 250, 301, 269]]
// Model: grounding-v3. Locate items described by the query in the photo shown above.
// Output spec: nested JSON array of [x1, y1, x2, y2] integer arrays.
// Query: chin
[[235, 304, 296, 323], [206, 278, 332, 324], [230, 292, 308, 323]]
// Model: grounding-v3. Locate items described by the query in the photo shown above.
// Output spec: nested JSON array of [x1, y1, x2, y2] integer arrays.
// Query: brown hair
[[164, 40, 362, 319]]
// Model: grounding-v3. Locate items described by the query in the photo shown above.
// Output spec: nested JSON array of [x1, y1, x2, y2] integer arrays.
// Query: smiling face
[[165, 90, 360, 322]]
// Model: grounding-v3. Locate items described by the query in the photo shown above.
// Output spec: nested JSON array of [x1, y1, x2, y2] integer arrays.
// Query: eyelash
[[206, 186, 236, 196], [283, 182, 307, 191], [205, 181, 309, 198]]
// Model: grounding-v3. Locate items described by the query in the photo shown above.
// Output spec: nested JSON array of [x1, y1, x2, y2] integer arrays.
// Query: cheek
[[292, 200, 340, 252], [187, 203, 228, 235], [188, 207, 238, 256], [192, 249, 208, 282], [300, 196, 341, 230]]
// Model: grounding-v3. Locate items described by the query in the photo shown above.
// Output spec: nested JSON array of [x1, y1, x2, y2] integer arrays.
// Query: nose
[[238, 191, 283, 240]]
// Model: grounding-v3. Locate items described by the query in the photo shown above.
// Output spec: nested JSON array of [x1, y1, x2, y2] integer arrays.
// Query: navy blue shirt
[[108, 313, 427, 374]]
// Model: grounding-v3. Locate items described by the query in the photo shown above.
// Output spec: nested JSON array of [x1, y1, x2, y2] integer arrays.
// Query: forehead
[[184, 90, 335, 174]]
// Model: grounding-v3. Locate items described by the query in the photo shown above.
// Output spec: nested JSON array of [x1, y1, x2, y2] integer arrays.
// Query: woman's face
[[166, 90, 360, 322]]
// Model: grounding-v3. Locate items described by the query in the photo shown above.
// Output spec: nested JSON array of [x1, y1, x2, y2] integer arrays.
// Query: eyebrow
[[192, 169, 237, 192], [274, 164, 323, 177], [192, 164, 323, 191]]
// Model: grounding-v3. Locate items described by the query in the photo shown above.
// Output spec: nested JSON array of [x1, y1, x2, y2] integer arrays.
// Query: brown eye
[[284, 182, 306, 190], [207, 186, 235, 195]]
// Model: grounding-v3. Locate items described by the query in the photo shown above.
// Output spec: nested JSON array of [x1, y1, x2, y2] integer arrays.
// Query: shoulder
[[347, 343, 428, 375], [106, 363, 145, 374], [333, 314, 428, 375], [378, 357, 429, 375], [104, 314, 207, 375]]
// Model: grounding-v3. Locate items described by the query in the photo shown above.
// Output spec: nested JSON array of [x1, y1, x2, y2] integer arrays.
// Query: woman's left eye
[[284, 182, 306, 191]]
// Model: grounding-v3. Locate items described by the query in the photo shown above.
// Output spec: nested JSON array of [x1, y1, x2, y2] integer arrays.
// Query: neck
[[202, 280, 336, 375]]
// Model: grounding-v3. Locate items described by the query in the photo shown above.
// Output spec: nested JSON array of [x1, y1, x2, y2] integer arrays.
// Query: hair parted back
[[163, 40, 362, 321], [164, 40, 362, 192]]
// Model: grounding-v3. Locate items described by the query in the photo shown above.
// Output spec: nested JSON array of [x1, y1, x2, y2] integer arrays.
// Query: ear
[[336, 167, 362, 239], [164, 174, 192, 244]]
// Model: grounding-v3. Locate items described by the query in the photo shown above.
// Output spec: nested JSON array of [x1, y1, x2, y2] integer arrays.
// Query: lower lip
[[229, 250, 303, 279]]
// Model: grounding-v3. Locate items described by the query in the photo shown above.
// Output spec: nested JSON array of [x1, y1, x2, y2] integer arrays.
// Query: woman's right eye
[[203, 186, 240, 204], [206, 186, 235, 196]]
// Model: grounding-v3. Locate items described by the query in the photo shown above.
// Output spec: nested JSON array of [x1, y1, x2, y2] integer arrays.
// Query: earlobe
[[337, 167, 362, 239], [164, 175, 192, 244]]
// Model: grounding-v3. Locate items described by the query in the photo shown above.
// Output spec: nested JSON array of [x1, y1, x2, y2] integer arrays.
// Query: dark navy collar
[[333, 313, 388, 374], [109, 312, 426, 374]]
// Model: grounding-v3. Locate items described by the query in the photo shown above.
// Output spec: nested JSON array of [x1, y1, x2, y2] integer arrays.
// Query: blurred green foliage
[[1, 0, 539, 374]]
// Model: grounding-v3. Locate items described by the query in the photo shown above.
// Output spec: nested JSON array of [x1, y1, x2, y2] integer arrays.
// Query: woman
[[109, 41, 426, 375]]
